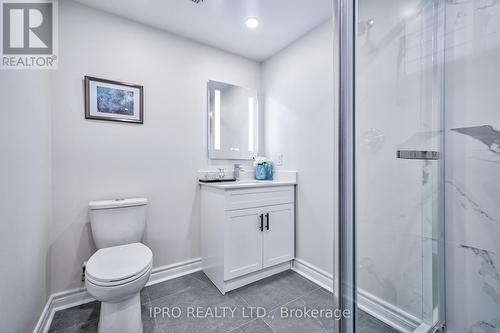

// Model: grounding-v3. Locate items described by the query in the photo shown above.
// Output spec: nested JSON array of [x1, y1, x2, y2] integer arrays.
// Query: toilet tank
[[89, 198, 148, 249]]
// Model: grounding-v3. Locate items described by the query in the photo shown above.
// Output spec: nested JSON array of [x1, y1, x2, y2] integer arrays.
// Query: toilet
[[85, 198, 152, 333]]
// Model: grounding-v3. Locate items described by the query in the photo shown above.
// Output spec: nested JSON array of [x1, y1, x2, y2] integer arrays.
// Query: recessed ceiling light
[[246, 18, 259, 29]]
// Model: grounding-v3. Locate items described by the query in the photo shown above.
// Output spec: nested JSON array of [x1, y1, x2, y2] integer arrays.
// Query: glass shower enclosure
[[337, 0, 446, 332]]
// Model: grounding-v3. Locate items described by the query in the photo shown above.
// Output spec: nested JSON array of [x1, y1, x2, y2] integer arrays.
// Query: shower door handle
[[396, 150, 440, 160]]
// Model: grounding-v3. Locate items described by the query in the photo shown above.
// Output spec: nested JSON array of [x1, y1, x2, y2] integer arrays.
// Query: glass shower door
[[337, 0, 446, 332]]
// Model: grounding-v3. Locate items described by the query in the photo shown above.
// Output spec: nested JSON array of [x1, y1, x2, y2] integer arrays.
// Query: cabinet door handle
[[259, 214, 264, 231], [265, 213, 270, 230]]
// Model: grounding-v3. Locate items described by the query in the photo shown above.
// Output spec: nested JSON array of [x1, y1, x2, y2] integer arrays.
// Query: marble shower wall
[[444, 0, 500, 332], [356, 0, 500, 330], [356, 0, 442, 322]]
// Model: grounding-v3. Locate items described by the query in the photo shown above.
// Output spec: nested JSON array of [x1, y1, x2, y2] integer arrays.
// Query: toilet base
[[98, 293, 143, 333]]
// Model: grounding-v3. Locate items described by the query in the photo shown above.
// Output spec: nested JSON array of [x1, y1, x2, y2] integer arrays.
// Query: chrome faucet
[[233, 164, 245, 180]]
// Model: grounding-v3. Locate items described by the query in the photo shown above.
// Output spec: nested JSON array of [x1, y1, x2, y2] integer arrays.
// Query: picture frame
[[84, 76, 144, 124]]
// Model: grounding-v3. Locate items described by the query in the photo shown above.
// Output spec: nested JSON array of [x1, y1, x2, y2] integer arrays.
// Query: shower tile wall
[[444, 1, 500, 332], [357, 0, 500, 330], [356, 0, 440, 323]]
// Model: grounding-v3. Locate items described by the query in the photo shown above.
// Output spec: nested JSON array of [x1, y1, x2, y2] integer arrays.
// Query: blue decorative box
[[255, 164, 267, 180], [255, 163, 274, 180], [265, 163, 274, 180]]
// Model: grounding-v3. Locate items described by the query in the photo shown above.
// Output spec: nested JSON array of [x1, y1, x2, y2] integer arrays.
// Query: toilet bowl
[[86, 197, 151, 333], [85, 242, 153, 333]]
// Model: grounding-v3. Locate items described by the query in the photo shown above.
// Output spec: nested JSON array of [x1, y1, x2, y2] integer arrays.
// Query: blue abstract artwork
[[96, 86, 134, 115]]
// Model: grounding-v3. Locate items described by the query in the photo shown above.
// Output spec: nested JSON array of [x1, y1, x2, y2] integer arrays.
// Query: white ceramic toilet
[[85, 198, 152, 333]]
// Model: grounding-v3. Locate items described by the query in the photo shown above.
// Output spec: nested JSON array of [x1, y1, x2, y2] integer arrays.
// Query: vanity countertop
[[199, 179, 296, 190]]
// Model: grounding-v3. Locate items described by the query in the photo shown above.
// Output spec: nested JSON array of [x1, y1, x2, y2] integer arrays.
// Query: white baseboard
[[291, 258, 335, 293], [34, 257, 202, 333], [146, 257, 202, 287], [357, 289, 421, 333]]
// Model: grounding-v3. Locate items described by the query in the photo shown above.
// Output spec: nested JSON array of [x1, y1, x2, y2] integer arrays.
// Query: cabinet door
[[263, 204, 295, 268], [224, 208, 263, 280]]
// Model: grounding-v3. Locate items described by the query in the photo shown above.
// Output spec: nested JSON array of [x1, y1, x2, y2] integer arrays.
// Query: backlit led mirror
[[207, 80, 259, 160]]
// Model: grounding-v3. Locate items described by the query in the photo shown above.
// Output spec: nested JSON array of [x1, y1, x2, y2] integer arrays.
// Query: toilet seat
[[86, 243, 153, 287]]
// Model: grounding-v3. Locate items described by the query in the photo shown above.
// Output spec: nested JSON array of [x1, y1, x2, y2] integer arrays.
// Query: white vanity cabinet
[[200, 182, 295, 294]]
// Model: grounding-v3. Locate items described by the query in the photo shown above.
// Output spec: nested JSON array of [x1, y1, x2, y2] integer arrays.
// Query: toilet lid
[[86, 243, 153, 284]]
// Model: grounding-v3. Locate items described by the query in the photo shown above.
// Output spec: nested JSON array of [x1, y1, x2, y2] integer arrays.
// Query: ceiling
[[73, 0, 333, 62]]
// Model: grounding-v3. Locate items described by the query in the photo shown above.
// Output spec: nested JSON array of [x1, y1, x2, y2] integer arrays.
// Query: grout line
[[225, 318, 259, 333], [212, 294, 255, 333], [316, 315, 330, 333], [265, 271, 322, 313], [266, 294, 304, 314], [235, 292, 251, 307], [264, 319, 278, 333], [263, 287, 328, 331], [267, 285, 321, 313]]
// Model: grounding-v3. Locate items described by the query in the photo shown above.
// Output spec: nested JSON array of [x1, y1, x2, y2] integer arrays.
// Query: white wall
[[262, 20, 335, 275], [0, 71, 52, 332], [49, 0, 260, 294]]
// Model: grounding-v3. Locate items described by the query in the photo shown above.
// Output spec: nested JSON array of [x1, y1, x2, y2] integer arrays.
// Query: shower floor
[[356, 309, 400, 333]]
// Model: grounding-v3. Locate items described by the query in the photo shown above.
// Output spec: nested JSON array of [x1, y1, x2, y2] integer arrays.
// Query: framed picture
[[85, 76, 144, 124]]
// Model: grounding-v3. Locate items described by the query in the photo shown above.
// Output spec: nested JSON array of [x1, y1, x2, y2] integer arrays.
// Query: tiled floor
[[48, 270, 399, 333]]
